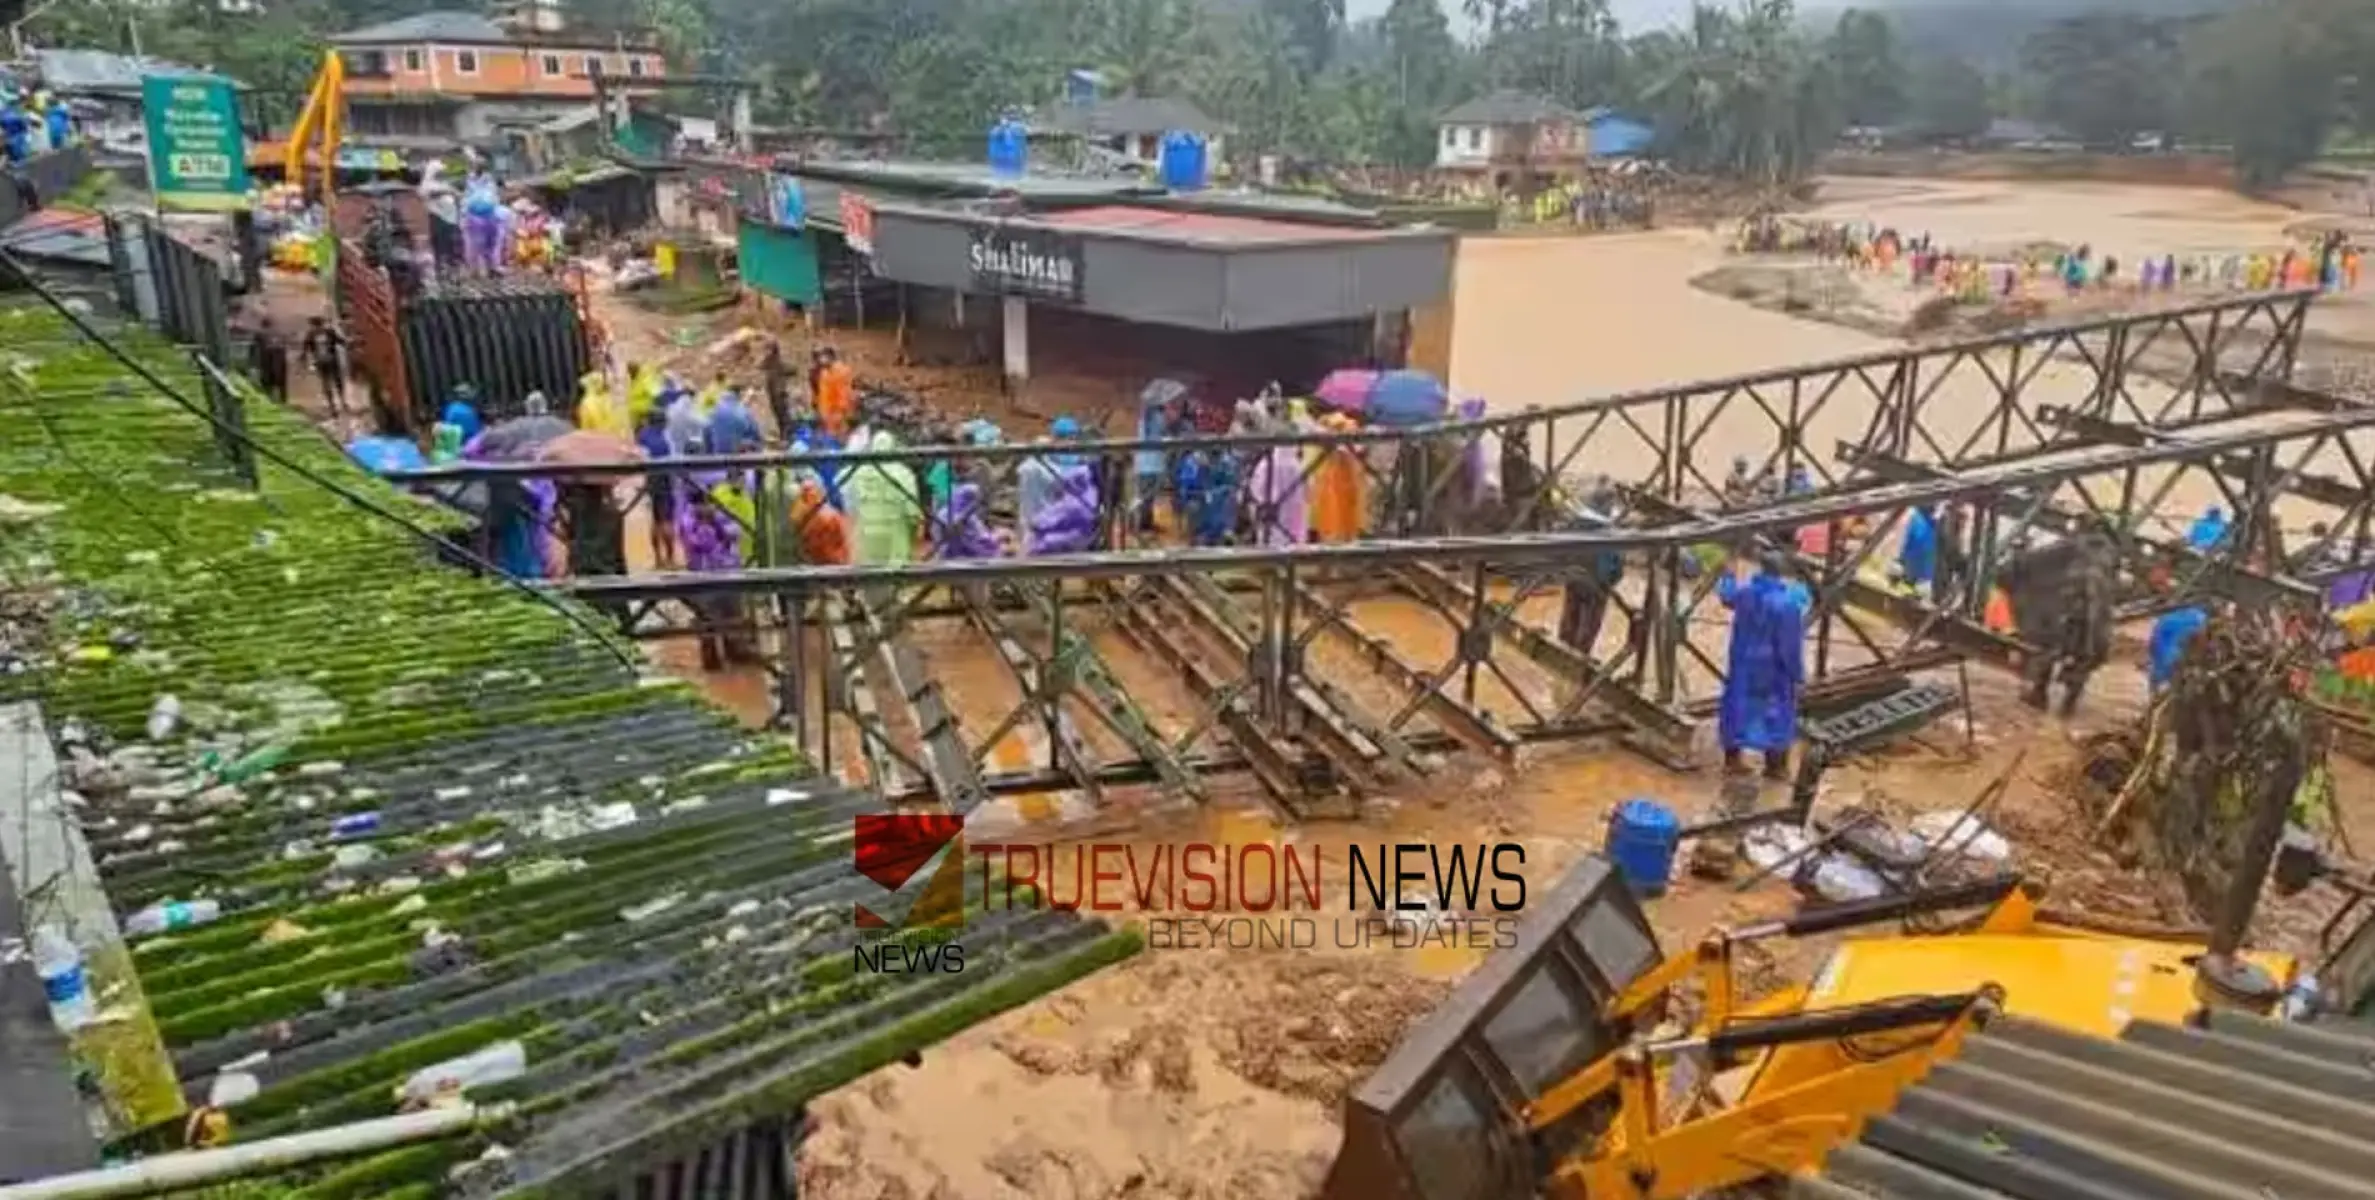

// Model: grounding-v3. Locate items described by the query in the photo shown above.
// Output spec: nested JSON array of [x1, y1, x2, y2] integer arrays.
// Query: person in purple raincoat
[[1028, 460, 1101, 555], [1250, 444, 1308, 546], [676, 476, 745, 670], [934, 480, 1003, 559], [462, 433, 554, 579]]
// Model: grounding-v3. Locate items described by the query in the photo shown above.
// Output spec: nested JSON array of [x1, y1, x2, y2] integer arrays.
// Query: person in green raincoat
[[850, 429, 920, 565]]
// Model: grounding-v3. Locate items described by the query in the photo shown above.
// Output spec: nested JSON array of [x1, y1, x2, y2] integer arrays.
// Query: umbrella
[[1365, 370, 1451, 427], [1314, 369, 1382, 413], [1140, 378, 1191, 410], [347, 435, 427, 475], [468, 415, 575, 461], [534, 430, 644, 469]]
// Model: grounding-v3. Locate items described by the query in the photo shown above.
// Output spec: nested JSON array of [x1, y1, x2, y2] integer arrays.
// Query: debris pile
[[2080, 610, 2334, 919]]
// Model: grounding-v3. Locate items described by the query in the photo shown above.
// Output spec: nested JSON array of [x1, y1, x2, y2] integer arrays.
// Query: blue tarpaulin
[[347, 435, 427, 475]]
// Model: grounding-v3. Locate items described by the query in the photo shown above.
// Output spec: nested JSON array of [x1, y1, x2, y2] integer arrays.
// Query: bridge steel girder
[[563, 387, 2375, 812]]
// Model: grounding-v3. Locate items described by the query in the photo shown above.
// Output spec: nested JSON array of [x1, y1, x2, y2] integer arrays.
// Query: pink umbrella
[[1314, 369, 1382, 413]]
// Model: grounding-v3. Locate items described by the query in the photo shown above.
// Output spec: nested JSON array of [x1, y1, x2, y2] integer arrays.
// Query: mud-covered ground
[[791, 174, 2375, 1200]]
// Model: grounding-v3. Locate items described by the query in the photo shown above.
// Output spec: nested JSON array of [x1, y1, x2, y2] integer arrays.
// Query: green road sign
[[142, 75, 251, 212]]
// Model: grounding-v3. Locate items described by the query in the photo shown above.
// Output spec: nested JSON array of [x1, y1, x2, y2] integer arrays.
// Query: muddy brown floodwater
[[677, 177, 2375, 1200]]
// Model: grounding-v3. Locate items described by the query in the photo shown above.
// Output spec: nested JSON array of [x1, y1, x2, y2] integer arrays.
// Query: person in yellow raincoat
[[626, 362, 662, 426], [1309, 412, 1368, 543], [575, 370, 630, 438]]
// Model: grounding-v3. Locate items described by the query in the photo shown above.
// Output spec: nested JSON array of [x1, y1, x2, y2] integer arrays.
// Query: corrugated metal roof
[[1033, 204, 1386, 245], [32, 49, 228, 96], [0, 304, 1141, 1195], [1039, 95, 1223, 138], [1802, 1011, 2375, 1198], [333, 10, 510, 43], [1439, 90, 1577, 125]]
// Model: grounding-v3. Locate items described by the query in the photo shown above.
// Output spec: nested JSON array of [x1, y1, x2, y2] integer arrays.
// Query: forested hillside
[[16, 0, 2369, 187]]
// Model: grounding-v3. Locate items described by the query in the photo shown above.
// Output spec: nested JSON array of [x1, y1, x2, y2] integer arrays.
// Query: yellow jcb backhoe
[[1324, 857, 2375, 1200]]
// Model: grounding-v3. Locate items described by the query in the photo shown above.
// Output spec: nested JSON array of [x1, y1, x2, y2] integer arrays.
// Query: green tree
[[2181, 0, 2354, 187], [1096, 0, 1197, 96], [1907, 53, 1993, 140], [1634, 0, 1840, 185], [2018, 12, 2183, 149], [1493, 0, 1626, 110], [1824, 8, 1904, 127]]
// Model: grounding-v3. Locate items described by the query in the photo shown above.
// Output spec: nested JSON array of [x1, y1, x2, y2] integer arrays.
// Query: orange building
[[330, 8, 665, 150]]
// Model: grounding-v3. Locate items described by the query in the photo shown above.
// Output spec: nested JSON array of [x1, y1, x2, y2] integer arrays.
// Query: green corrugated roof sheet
[[0, 305, 1137, 1196]]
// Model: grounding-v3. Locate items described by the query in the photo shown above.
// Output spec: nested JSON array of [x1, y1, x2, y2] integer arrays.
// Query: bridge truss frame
[[394, 289, 2375, 816]]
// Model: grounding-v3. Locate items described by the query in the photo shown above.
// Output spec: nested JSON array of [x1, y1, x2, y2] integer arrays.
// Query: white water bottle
[[34, 925, 94, 1032], [125, 898, 222, 937]]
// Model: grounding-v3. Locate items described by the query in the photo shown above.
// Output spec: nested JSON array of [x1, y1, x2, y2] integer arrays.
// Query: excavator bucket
[[1322, 855, 1659, 1200]]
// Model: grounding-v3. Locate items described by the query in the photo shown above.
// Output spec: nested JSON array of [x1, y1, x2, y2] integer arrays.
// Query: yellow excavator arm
[[283, 50, 346, 208]]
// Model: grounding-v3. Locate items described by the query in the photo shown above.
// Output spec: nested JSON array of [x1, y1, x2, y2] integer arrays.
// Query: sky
[[1343, 0, 1703, 37]]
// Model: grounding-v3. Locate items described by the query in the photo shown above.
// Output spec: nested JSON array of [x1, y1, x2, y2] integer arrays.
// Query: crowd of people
[[1741, 216, 2366, 302], [1, 87, 75, 167]]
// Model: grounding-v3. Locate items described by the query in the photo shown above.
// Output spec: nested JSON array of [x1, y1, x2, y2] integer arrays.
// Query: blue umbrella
[[1365, 370, 1451, 427], [348, 435, 428, 475]]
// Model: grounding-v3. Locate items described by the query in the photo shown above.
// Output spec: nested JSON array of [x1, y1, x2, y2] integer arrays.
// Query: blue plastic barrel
[[1159, 130, 1208, 192], [1605, 798, 1681, 897], [987, 118, 1029, 179]]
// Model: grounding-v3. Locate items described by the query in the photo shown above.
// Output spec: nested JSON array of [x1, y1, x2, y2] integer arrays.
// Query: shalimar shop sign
[[967, 224, 1082, 302]]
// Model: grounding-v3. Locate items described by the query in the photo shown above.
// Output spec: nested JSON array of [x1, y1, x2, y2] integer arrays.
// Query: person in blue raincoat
[[1716, 549, 1806, 781], [2187, 505, 2229, 552], [441, 385, 485, 444], [44, 99, 69, 151], [1897, 505, 1939, 594], [1176, 450, 1239, 546], [2148, 605, 2208, 693], [0, 99, 27, 165]]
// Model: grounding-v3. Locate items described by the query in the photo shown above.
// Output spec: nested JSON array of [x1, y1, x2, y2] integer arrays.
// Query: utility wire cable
[[0, 246, 639, 671]]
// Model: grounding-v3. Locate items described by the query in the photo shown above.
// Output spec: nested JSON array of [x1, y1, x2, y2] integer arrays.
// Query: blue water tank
[[988, 118, 1029, 179], [1159, 130, 1208, 192], [1604, 798, 1681, 897]]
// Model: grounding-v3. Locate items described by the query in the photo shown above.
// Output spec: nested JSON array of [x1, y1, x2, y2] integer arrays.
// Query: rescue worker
[[1557, 495, 1624, 654], [848, 429, 920, 565], [2007, 530, 2116, 716], [1251, 442, 1309, 546], [761, 340, 794, 444], [1897, 504, 1939, 596], [1176, 449, 1239, 547], [1716, 548, 1805, 781], [1309, 412, 1368, 543], [813, 346, 856, 441], [675, 476, 745, 670], [2187, 504, 2230, 552], [440, 383, 484, 444], [791, 478, 851, 566], [2149, 604, 2208, 694]]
